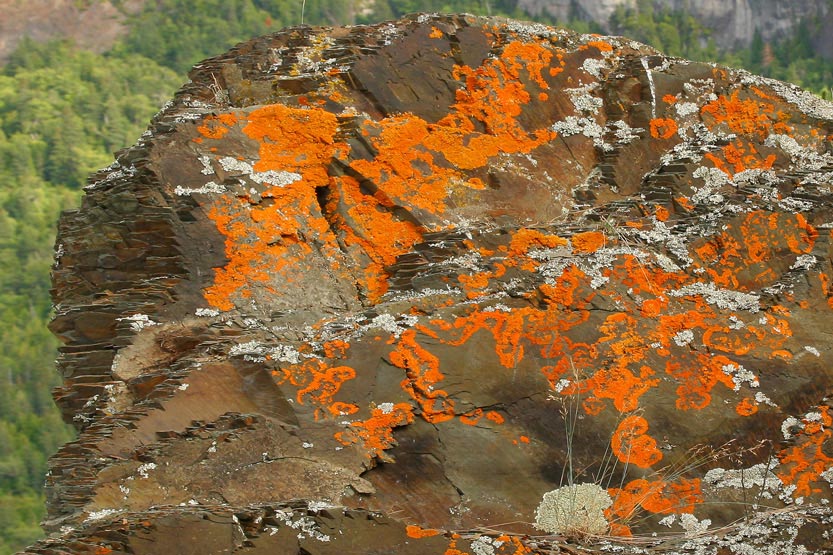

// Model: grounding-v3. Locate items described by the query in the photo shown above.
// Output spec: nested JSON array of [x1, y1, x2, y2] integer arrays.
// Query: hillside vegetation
[[1, 1, 831, 552]]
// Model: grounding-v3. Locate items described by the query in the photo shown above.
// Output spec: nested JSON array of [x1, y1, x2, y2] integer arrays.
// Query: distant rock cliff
[[27, 13, 833, 555], [518, 0, 830, 50], [0, 0, 131, 62]]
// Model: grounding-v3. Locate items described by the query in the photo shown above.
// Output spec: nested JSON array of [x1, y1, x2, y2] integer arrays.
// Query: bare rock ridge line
[[30, 13, 833, 554]]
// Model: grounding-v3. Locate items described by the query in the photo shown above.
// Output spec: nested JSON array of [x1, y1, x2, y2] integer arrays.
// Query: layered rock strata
[[30, 14, 833, 554]]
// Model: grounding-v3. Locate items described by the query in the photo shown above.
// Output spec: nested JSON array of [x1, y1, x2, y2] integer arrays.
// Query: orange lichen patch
[[691, 210, 816, 289], [334, 402, 414, 461], [649, 118, 678, 140], [640, 297, 666, 317], [700, 89, 791, 139], [244, 104, 344, 179], [572, 365, 660, 414], [597, 313, 650, 368], [406, 524, 442, 538], [704, 139, 776, 177], [607, 477, 703, 521], [655, 205, 670, 222], [675, 195, 694, 211], [539, 265, 596, 312], [571, 230, 606, 254], [328, 402, 359, 416], [323, 339, 350, 359], [197, 112, 239, 139], [665, 353, 738, 411], [459, 408, 483, 425], [328, 174, 425, 299], [662, 94, 678, 104], [610, 415, 663, 468], [351, 116, 483, 213], [505, 229, 569, 271], [428, 41, 557, 164], [390, 330, 455, 423], [429, 26, 443, 38], [485, 411, 505, 424], [423, 307, 529, 368], [607, 522, 633, 537], [457, 265, 504, 299], [444, 535, 468, 555], [203, 104, 347, 309], [777, 406, 833, 497], [277, 359, 357, 419], [494, 535, 533, 554], [586, 40, 614, 52], [736, 397, 759, 416]]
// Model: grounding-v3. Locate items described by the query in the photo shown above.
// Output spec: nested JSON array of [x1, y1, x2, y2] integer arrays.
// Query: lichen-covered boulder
[[32, 13, 833, 554]]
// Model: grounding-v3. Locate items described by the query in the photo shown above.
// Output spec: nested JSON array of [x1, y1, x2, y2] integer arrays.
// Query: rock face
[[0, 0, 129, 62], [31, 13, 833, 554], [517, 0, 829, 51]]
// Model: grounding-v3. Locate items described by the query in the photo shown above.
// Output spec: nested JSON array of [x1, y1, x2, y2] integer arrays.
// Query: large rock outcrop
[[29, 13, 833, 554]]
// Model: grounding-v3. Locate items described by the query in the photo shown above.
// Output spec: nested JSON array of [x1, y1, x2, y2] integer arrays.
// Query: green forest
[[1, 0, 831, 552]]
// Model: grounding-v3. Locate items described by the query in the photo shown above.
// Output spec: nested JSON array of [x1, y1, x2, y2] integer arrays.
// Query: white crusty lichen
[[217, 156, 301, 187], [174, 181, 227, 196], [84, 508, 123, 522], [470, 535, 505, 555], [274, 508, 331, 542], [116, 313, 160, 332], [668, 282, 760, 313], [534, 483, 612, 537], [704, 463, 782, 500]]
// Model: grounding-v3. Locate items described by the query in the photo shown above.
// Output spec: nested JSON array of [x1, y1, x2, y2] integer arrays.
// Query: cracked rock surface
[[30, 13, 833, 554]]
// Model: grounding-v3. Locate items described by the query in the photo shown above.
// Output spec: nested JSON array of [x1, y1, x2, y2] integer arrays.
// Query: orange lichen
[[665, 354, 738, 411], [691, 210, 816, 289], [351, 116, 481, 213], [429, 26, 443, 38], [277, 359, 357, 420], [571, 230, 606, 254], [327, 174, 425, 299], [427, 41, 557, 166], [203, 41, 571, 307], [203, 104, 346, 310], [328, 402, 359, 416], [459, 408, 483, 426], [406, 524, 442, 538], [334, 402, 414, 461], [704, 139, 776, 177], [586, 40, 614, 52], [323, 339, 350, 359], [662, 94, 678, 104], [390, 330, 455, 423], [610, 415, 663, 468], [485, 411, 505, 424], [506, 229, 569, 271], [197, 113, 238, 139], [573, 365, 660, 414], [736, 397, 759, 416], [494, 535, 533, 554], [777, 406, 833, 497], [607, 477, 703, 521], [700, 89, 789, 139], [649, 118, 678, 140]]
